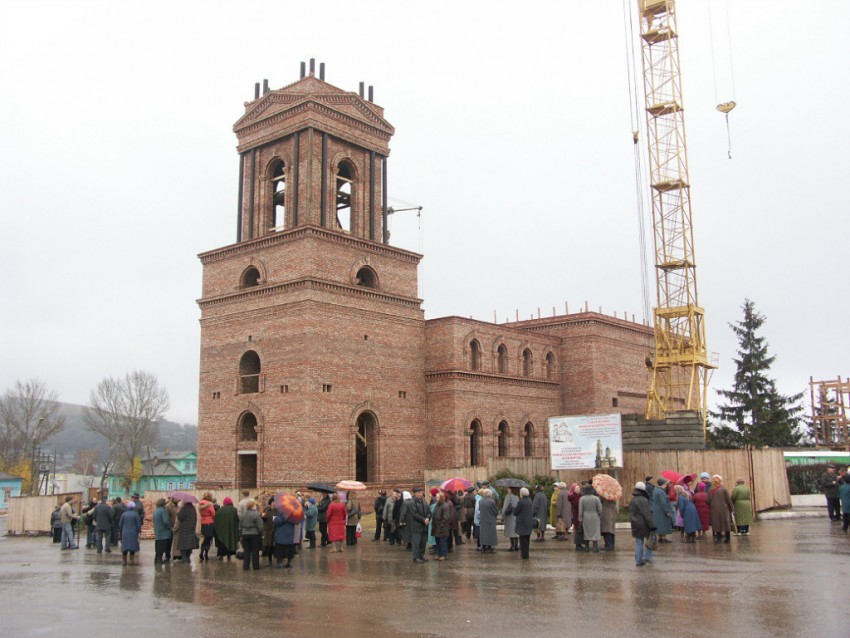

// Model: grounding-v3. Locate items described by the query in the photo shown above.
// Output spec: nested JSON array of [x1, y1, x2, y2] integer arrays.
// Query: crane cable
[[709, 0, 738, 159], [622, 0, 651, 326]]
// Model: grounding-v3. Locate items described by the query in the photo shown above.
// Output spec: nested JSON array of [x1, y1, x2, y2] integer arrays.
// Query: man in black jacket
[[409, 487, 430, 563], [821, 465, 841, 521], [462, 487, 476, 539], [317, 494, 331, 546], [629, 482, 655, 567], [373, 490, 387, 541]]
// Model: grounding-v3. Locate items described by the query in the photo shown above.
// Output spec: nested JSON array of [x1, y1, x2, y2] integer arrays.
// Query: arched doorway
[[355, 412, 377, 482]]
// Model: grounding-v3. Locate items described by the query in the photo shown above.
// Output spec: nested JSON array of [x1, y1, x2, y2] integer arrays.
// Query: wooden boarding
[[424, 449, 790, 514]]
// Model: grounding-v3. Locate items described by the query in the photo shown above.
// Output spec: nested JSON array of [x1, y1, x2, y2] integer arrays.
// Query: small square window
[[398, 390, 407, 399], [322, 384, 332, 393], [612, 397, 619, 407], [280, 385, 288, 393]]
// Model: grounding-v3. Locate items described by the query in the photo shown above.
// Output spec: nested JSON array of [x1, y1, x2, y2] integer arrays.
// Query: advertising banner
[[548, 413, 623, 470]]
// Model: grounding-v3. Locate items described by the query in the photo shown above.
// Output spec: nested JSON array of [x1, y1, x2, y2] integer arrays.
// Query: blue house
[[0, 472, 24, 514], [105, 451, 197, 498]]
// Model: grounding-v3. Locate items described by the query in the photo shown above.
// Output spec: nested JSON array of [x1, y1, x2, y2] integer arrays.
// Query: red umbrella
[[167, 491, 198, 504], [440, 477, 472, 493], [274, 493, 304, 524], [677, 473, 697, 486], [659, 470, 683, 484]]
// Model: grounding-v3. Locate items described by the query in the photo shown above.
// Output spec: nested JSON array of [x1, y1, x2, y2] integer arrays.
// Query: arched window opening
[[546, 352, 556, 380], [355, 266, 377, 288], [241, 267, 261, 288], [239, 412, 258, 442], [524, 422, 534, 457], [497, 421, 509, 457], [355, 412, 377, 482], [335, 161, 354, 233], [497, 344, 508, 374], [470, 340, 481, 371], [469, 420, 482, 467], [522, 348, 533, 377], [239, 350, 261, 394], [271, 160, 286, 231]]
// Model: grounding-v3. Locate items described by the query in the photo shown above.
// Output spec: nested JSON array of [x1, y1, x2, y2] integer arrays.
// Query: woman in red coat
[[326, 493, 347, 553], [692, 481, 711, 539]]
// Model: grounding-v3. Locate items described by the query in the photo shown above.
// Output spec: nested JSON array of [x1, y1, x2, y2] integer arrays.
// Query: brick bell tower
[[196, 60, 426, 490]]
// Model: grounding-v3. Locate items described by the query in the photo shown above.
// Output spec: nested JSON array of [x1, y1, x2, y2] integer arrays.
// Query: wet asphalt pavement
[[2, 517, 848, 637]]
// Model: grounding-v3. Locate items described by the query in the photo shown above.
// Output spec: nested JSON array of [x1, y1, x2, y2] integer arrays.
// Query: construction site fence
[[424, 448, 790, 513]]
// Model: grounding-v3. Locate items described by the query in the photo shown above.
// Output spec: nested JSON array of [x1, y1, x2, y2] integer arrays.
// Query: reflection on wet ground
[[2, 517, 848, 636]]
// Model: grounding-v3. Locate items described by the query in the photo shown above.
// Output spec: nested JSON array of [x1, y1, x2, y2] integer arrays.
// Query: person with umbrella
[[213, 496, 239, 560], [532, 485, 549, 542], [345, 491, 361, 546], [273, 493, 303, 568], [316, 491, 331, 547]]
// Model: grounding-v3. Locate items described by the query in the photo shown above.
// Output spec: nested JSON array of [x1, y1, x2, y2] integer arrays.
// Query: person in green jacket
[[731, 479, 753, 535]]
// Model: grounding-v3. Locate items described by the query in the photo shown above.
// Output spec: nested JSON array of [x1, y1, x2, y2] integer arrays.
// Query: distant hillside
[[45, 402, 197, 460]]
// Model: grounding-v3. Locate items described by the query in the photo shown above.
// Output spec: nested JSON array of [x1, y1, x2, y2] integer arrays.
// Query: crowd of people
[[51, 465, 849, 571]]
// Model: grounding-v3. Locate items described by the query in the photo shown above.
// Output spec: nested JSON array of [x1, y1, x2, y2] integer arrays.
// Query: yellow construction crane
[[635, 0, 715, 428]]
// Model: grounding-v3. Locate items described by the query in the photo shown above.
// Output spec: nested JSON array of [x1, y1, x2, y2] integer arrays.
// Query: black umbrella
[[494, 478, 529, 488], [306, 482, 337, 494], [425, 478, 443, 487]]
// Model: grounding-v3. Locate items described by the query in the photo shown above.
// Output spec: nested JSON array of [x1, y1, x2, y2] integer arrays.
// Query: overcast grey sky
[[1, 1, 848, 424]]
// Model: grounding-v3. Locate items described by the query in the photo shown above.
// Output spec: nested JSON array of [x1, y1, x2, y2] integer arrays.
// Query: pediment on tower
[[234, 75, 394, 152]]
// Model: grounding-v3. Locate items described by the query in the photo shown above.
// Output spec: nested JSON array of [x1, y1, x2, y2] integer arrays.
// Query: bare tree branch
[[85, 371, 170, 478], [0, 379, 66, 494]]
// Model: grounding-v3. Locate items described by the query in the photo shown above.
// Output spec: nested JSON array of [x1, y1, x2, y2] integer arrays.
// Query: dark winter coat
[[531, 490, 549, 529], [111, 502, 127, 531], [463, 491, 476, 522], [652, 485, 674, 535], [568, 490, 581, 529], [317, 495, 331, 523], [131, 498, 145, 526], [707, 486, 734, 533], [374, 495, 387, 522], [600, 498, 618, 535], [119, 509, 141, 553], [513, 496, 533, 536], [273, 514, 297, 545], [431, 501, 451, 538], [213, 503, 239, 552], [821, 472, 840, 499], [153, 505, 172, 541], [629, 489, 654, 538], [840, 481, 850, 513], [176, 503, 198, 551], [93, 502, 113, 530]]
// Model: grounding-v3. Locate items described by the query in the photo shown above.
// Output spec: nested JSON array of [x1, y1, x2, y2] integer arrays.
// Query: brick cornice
[[510, 312, 653, 337], [425, 370, 559, 389], [197, 276, 422, 310], [198, 224, 423, 265]]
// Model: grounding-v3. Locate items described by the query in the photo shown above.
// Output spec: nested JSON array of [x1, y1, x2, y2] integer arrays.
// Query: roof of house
[[0, 472, 23, 481]]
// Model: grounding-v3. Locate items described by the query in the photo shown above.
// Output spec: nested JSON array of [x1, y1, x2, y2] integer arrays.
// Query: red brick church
[[195, 63, 653, 491]]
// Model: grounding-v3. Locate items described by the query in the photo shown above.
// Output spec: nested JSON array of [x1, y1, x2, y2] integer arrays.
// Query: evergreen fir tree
[[708, 299, 804, 448]]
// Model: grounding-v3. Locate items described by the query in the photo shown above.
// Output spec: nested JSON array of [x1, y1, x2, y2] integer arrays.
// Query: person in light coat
[[555, 482, 571, 540], [500, 487, 519, 551], [477, 489, 499, 553], [578, 486, 603, 552]]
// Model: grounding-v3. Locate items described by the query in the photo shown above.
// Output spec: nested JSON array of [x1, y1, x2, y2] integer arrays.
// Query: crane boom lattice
[[638, 0, 714, 426]]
